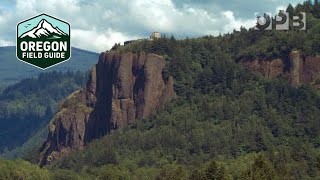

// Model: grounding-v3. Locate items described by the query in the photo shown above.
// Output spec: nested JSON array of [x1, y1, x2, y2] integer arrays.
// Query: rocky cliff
[[241, 51, 320, 89], [39, 51, 176, 166]]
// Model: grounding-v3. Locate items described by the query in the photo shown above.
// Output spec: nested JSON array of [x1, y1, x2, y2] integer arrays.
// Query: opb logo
[[16, 13, 71, 70], [255, 11, 306, 31]]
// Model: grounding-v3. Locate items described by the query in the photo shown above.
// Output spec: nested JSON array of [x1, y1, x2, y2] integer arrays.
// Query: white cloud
[[222, 11, 256, 33], [0, 0, 304, 52], [129, 0, 176, 32], [0, 40, 14, 46], [72, 28, 135, 52], [16, 0, 36, 17]]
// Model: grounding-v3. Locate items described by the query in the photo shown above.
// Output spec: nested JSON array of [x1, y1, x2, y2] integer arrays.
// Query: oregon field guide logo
[[17, 13, 71, 69]]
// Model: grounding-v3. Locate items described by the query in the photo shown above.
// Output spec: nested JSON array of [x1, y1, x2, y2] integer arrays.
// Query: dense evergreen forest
[[1, 1, 320, 179], [0, 71, 88, 158]]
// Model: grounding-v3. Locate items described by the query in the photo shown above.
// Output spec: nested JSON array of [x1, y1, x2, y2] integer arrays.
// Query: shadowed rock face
[[39, 51, 176, 166], [241, 51, 320, 89], [289, 51, 303, 87]]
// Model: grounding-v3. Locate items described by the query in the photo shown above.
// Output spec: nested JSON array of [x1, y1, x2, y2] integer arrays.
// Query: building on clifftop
[[124, 32, 161, 46]]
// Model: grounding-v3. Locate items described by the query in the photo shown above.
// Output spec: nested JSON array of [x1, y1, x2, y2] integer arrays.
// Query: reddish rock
[[39, 51, 177, 166], [241, 51, 320, 89], [242, 58, 285, 79], [302, 56, 320, 85], [289, 51, 303, 87]]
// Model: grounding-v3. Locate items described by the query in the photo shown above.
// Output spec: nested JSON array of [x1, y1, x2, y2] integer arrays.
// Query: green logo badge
[[17, 13, 71, 69]]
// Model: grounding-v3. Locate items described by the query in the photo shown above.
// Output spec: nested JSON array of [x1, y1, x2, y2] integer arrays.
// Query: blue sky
[[0, 0, 303, 52], [17, 14, 70, 37], [1, 0, 14, 10]]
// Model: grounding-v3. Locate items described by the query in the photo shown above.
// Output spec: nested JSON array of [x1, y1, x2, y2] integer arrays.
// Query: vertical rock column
[[289, 51, 303, 87], [39, 51, 177, 166]]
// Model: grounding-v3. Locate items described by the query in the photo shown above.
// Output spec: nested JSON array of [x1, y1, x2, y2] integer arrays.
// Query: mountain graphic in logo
[[20, 19, 69, 40], [17, 13, 71, 69]]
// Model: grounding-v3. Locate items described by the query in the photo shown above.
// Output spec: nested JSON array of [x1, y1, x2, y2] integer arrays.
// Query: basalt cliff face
[[241, 51, 320, 89], [39, 51, 176, 166]]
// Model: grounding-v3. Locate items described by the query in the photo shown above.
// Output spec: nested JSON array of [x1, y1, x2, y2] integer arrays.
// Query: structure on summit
[[150, 32, 161, 40], [124, 32, 161, 46]]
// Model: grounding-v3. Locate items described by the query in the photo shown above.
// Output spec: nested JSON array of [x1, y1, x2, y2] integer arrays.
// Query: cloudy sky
[[0, 0, 302, 52]]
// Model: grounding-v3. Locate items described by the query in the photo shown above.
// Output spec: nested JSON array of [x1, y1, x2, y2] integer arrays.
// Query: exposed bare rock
[[289, 51, 303, 87], [302, 56, 320, 88], [39, 51, 177, 166], [241, 51, 320, 89], [242, 58, 285, 79]]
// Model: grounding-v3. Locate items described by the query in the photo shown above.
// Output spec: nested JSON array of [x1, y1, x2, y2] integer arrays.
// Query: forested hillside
[[40, 2, 320, 179], [1, 1, 320, 180], [0, 71, 88, 158]]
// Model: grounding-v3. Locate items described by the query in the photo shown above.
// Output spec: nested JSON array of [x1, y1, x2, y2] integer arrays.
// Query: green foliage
[[0, 159, 51, 180], [201, 161, 227, 180], [190, 161, 229, 180], [240, 155, 277, 180], [0, 159, 87, 180], [155, 165, 188, 180], [89, 165, 130, 180], [0, 71, 88, 157], [51, 169, 84, 180], [2, 1, 320, 179], [51, 49, 320, 179], [46, 3, 320, 179]]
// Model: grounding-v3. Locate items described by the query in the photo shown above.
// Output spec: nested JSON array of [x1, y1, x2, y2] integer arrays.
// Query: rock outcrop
[[241, 51, 320, 88], [242, 58, 284, 79], [39, 51, 176, 166], [289, 51, 303, 87]]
